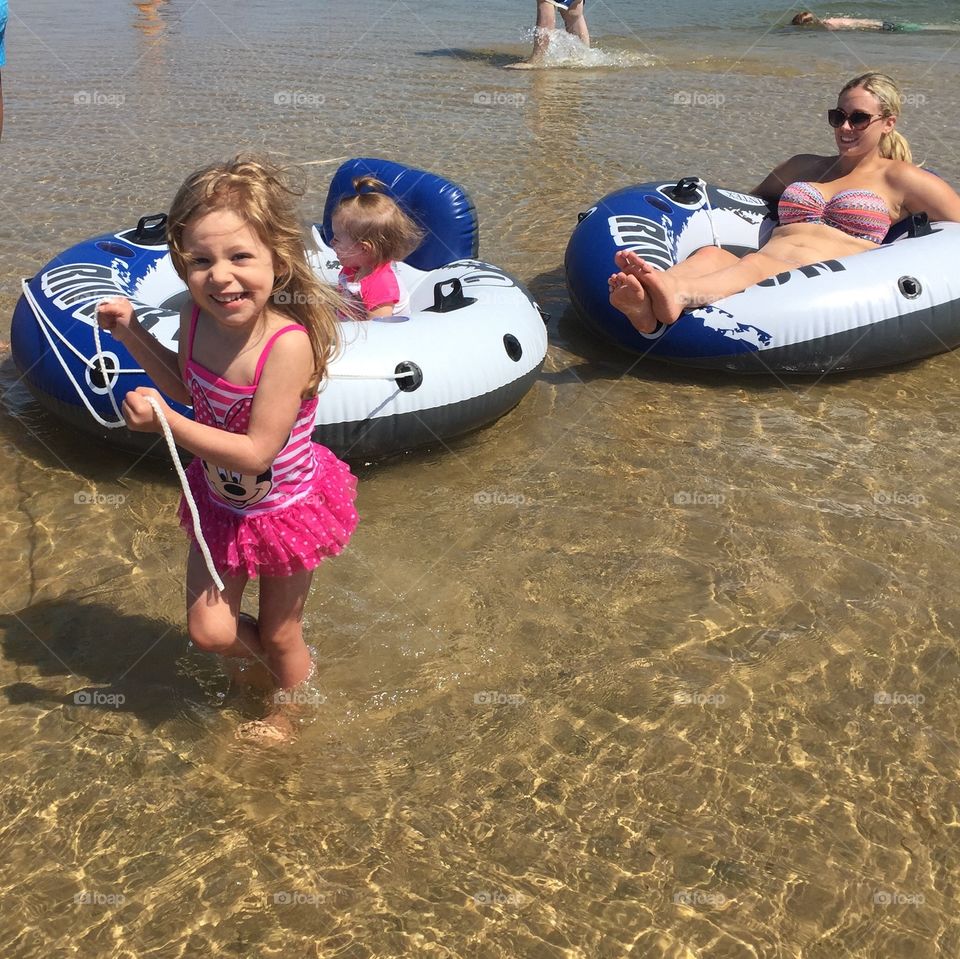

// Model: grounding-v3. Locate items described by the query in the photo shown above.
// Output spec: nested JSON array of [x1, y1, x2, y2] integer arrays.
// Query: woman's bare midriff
[[760, 222, 877, 269]]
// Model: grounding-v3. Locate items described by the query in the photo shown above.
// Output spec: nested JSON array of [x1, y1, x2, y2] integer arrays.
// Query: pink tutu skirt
[[177, 444, 358, 579]]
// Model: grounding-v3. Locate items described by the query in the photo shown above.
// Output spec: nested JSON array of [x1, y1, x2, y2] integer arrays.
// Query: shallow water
[[4, 1, 960, 956]]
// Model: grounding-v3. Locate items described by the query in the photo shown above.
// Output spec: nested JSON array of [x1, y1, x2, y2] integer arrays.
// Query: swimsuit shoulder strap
[[253, 324, 308, 385]]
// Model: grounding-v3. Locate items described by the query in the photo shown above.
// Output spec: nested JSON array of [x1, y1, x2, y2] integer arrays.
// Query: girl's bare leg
[[255, 568, 315, 690], [185, 549, 275, 691], [235, 568, 316, 744]]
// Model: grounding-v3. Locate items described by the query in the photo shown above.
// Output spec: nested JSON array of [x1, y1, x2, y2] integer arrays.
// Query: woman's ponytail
[[880, 128, 912, 164]]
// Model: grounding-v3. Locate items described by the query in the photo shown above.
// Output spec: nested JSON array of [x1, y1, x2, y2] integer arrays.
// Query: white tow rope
[[93, 307, 225, 592], [699, 177, 721, 249]]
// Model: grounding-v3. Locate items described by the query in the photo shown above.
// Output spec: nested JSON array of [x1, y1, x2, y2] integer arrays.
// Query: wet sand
[[3, 2, 960, 956]]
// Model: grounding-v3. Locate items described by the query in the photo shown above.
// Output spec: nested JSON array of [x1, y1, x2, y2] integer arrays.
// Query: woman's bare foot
[[614, 250, 655, 281], [638, 268, 688, 326], [609, 272, 658, 334]]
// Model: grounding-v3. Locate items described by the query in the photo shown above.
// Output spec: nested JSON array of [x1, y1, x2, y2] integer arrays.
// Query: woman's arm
[[892, 163, 960, 222], [97, 298, 191, 404], [122, 328, 313, 474]]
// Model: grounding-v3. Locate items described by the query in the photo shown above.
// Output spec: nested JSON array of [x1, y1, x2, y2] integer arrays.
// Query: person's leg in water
[[509, 0, 588, 68], [559, 0, 589, 47], [185, 547, 275, 692], [185, 547, 313, 743], [235, 567, 316, 744], [529, 0, 561, 66]]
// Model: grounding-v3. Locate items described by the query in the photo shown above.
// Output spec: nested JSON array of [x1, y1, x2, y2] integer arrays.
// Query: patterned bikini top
[[185, 305, 319, 515], [778, 181, 892, 245]]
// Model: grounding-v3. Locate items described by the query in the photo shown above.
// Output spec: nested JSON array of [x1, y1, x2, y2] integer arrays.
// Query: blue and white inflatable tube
[[11, 158, 548, 460], [565, 176, 960, 373]]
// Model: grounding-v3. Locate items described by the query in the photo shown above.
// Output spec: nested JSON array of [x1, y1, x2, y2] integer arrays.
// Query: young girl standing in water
[[330, 175, 424, 319], [97, 156, 359, 742]]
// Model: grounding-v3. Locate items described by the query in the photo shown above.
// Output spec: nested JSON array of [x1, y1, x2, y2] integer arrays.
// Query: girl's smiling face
[[182, 208, 277, 328]]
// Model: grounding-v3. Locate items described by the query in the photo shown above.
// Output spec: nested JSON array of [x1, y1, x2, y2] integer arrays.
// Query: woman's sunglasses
[[827, 108, 885, 131]]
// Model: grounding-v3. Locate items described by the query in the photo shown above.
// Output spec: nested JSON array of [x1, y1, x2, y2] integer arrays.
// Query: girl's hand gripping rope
[[95, 296, 137, 342], [122, 386, 170, 434]]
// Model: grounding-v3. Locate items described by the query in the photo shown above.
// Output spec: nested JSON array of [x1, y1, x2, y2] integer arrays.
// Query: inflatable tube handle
[[667, 178, 703, 203], [425, 278, 477, 314], [133, 214, 168, 244], [908, 213, 932, 238]]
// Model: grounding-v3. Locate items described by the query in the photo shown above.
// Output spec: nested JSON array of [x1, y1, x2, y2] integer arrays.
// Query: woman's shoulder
[[884, 158, 935, 186], [884, 158, 949, 196], [885, 160, 960, 221]]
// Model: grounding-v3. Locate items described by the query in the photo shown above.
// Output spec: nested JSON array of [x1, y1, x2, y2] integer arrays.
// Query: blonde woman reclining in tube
[[608, 72, 960, 334]]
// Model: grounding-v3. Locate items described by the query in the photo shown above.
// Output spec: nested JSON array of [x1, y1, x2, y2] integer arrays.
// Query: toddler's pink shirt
[[338, 261, 411, 316]]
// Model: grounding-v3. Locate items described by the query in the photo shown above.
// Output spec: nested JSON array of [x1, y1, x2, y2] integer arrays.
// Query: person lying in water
[[608, 72, 960, 334], [791, 11, 924, 32]]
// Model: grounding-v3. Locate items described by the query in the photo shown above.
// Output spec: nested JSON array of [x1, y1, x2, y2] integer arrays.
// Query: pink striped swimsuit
[[176, 305, 358, 579], [778, 181, 892, 245]]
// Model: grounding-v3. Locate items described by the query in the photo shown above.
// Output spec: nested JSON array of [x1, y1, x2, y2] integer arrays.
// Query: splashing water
[[527, 28, 656, 69]]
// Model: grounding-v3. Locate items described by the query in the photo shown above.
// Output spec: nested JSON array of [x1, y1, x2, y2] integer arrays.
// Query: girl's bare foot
[[638, 269, 687, 326], [609, 272, 658, 334], [236, 711, 297, 744]]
